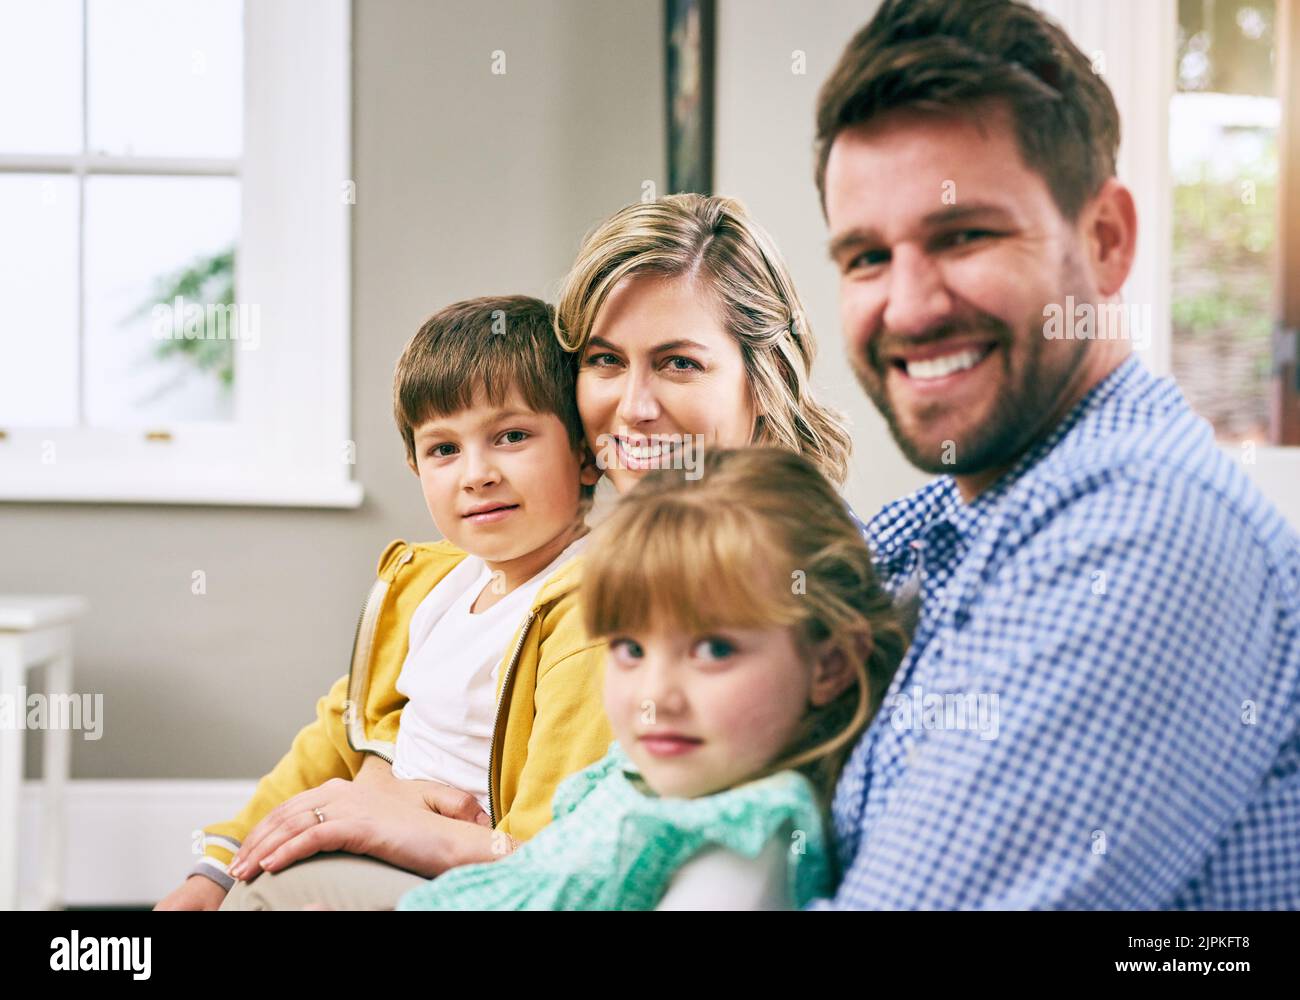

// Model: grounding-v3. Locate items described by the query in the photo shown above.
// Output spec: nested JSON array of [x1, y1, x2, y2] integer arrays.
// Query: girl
[[397, 447, 906, 910]]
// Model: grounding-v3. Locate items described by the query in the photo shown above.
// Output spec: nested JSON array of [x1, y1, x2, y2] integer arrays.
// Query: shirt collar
[[869, 354, 1152, 568], [972, 355, 1151, 505]]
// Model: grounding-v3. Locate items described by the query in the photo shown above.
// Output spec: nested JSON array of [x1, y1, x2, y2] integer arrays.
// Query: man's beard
[[851, 307, 1090, 478]]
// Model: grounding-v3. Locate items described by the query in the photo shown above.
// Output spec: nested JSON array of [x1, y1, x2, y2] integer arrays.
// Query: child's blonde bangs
[[583, 499, 804, 642]]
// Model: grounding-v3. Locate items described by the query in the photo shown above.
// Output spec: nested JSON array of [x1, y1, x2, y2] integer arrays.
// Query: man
[[812, 0, 1300, 908]]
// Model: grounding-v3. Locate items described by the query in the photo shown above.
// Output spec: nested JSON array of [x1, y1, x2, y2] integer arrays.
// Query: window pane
[[1171, 0, 1278, 443], [0, 175, 80, 427], [0, 0, 82, 154], [87, 0, 242, 158], [84, 175, 240, 426]]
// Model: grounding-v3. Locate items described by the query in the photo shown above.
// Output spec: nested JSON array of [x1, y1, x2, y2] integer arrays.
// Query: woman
[[217, 195, 869, 899], [557, 193, 857, 516]]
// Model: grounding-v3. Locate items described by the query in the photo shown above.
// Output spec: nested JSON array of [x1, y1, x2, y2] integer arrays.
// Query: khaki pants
[[220, 853, 428, 911]]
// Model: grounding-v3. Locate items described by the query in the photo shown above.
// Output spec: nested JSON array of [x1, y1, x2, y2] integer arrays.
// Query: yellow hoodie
[[191, 538, 610, 889]]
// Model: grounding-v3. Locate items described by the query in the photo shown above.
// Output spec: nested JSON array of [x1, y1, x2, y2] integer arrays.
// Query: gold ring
[[313, 807, 325, 824]]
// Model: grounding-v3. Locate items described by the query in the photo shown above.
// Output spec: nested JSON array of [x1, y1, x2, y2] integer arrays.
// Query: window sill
[[0, 476, 364, 509]]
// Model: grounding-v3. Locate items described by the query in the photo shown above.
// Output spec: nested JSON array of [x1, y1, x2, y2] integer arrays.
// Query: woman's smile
[[614, 433, 684, 470]]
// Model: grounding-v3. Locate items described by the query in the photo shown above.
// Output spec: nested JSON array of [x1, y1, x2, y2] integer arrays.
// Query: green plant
[[131, 246, 237, 387], [1171, 159, 1276, 438]]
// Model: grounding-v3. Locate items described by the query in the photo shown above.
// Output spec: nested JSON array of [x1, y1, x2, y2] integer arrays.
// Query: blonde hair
[[581, 447, 907, 808], [554, 194, 853, 487]]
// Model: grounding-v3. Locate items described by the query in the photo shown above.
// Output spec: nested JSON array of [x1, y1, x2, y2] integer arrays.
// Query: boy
[[155, 295, 609, 909]]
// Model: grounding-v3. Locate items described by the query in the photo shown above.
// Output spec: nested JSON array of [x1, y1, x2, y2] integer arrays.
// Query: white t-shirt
[[654, 827, 794, 910], [390, 533, 589, 813]]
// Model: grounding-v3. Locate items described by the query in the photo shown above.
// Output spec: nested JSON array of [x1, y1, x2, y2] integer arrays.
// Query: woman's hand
[[352, 755, 491, 827], [226, 778, 501, 881]]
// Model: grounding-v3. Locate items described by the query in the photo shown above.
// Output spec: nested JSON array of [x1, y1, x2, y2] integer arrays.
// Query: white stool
[[0, 595, 86, 910]]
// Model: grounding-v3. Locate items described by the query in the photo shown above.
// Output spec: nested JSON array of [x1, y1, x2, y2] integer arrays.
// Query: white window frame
[[0, 0, 360, 508], [1035, 0, 1300, 531]]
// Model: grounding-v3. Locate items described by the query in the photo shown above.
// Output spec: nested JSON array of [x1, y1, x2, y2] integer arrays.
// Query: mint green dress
[[397, 741, 832, 910]]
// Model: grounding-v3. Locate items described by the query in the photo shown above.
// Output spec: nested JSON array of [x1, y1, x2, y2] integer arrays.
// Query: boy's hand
[[354, 755, 490, 827], [153, 874, 228, 911]]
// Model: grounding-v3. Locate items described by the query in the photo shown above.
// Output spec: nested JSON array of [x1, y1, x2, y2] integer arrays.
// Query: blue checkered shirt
[[812, 355, 1300, 909]]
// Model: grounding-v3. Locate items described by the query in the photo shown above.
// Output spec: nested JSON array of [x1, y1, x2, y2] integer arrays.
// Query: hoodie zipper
[[486, 609, 537, 828], [343, 547, 415, 764]]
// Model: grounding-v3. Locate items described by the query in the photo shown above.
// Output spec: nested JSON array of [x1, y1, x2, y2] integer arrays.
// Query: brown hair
[[814, 0, 1120, 220], [581, 447, 907, 808], [554, 193, 853, 488], [393, 295, 595, 506]]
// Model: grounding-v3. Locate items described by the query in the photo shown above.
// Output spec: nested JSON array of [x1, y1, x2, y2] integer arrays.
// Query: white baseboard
[[19, 779, 257, 908]]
